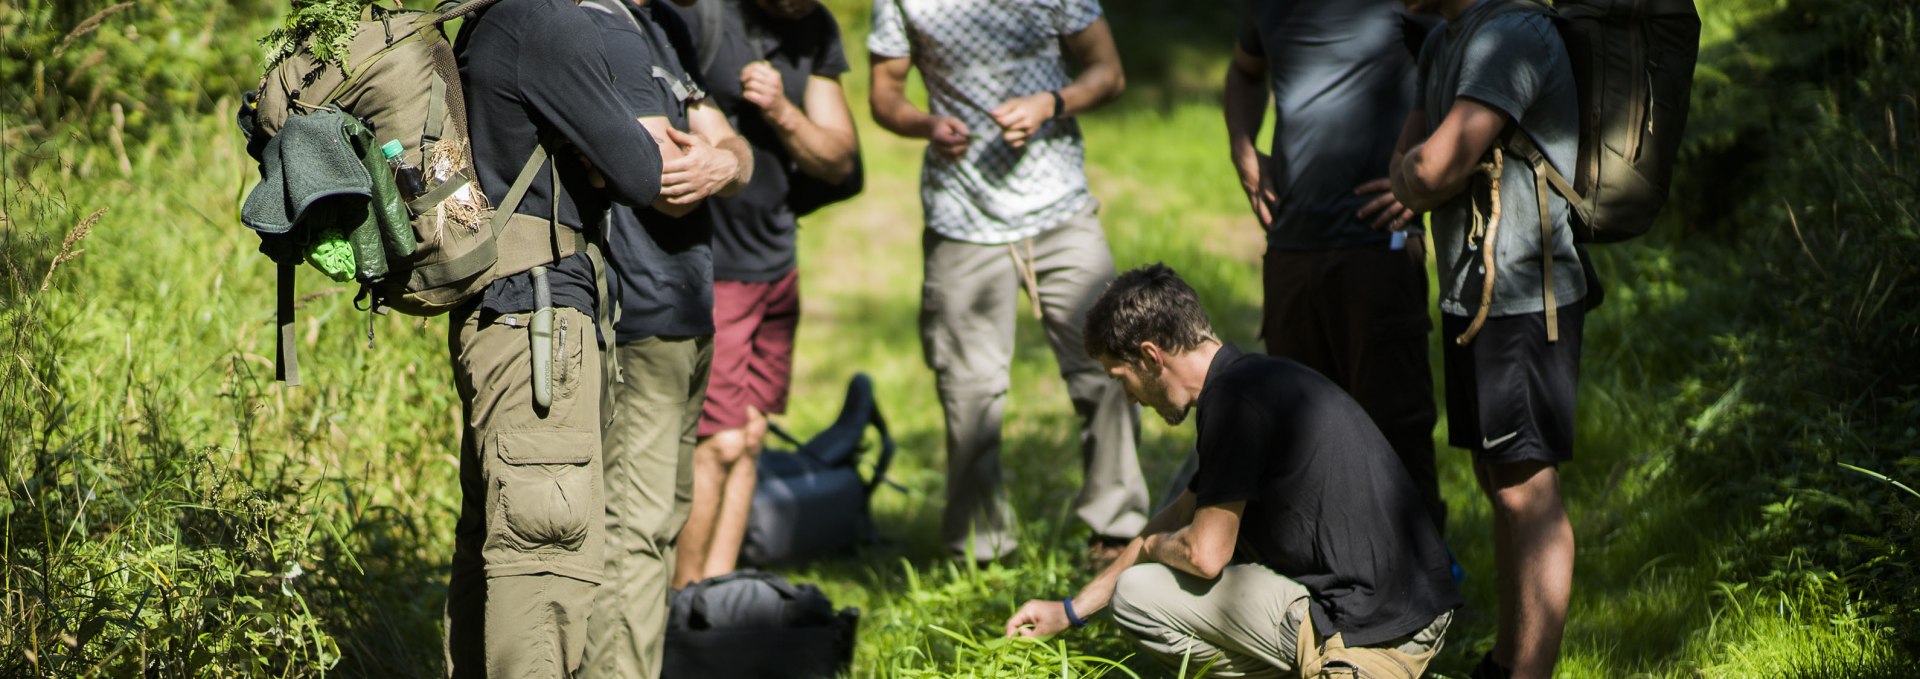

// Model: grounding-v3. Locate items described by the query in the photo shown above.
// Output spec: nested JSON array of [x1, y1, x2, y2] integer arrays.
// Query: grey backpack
[[1431, 0, 1700, 343], [1501, 0, 1702, 244]]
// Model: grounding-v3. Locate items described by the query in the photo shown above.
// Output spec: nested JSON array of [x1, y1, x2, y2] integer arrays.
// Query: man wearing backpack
[[1224, 0, 1446, 534], [869, 0, 1147, 565], [1390, 0, 1586, 676], [574, 1, 756, 677], [447, 0, 670, 675], [1004, 264, 1460, 678], [663, 0, 861, 590]]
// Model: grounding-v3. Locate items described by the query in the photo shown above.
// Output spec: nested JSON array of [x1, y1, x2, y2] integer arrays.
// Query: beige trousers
[[920, 207, 1148, 560], [1111, 563, 1450, 678], [581, 336, 712, 679], [445, 305, 606, 679]]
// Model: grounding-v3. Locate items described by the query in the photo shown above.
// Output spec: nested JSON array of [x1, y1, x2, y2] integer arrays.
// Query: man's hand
[[659, 127, 738, 206], [1355, 177, 1416, 231], [740, 61, 797, 126], [930, 115, 971, 159], [1004, 600, 1073, 638], [1235, 151, 1276, 228], [989, 92, 1053, 149]]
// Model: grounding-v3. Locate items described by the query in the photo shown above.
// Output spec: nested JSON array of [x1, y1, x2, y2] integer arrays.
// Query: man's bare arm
[[1224, 41, 1273, 227], [685, 100, 753, 196], [990, 18, 1125, 149], [1392, 98, 1506, 213], [870, 54, 968, 157], [1141, 501, 1243, 580], [746, 66, 858, 183], [634, 116, 698, 217], [1056, 17, 1125, 115], [1003, 490, 1201, 637]]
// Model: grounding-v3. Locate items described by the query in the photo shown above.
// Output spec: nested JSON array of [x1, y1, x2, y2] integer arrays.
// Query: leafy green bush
[[1667, 0, 1920, 660], [0, 0, 275, 174]]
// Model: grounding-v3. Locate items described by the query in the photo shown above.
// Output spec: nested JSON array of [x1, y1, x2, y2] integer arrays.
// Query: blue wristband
[[1063, 597, 1088, 628]]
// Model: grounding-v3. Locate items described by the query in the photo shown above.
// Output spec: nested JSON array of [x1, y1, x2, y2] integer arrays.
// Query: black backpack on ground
[[741, 372, 895, 568], [663, 570, 859, 679]]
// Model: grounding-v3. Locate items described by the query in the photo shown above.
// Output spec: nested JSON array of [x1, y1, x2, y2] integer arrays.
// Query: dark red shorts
[[699, 270, 799, 437]]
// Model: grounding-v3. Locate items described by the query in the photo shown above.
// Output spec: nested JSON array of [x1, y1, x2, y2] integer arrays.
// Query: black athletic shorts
[[1441, 303, 1584, 465]]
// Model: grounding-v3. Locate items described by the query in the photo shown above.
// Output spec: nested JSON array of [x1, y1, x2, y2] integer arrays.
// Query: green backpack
[[242, 0, 584, 384]]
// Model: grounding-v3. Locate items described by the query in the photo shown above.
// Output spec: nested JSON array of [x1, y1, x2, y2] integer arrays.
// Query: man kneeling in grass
[[1005, 264, 1461, 678]]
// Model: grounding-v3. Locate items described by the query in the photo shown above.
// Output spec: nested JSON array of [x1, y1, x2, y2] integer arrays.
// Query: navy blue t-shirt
[[585, 0, 717, 341], [1238, 0, 1419, 251]]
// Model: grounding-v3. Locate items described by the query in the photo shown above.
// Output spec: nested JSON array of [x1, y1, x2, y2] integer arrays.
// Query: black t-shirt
[[1189, 344, 1460, 646], [672, 0, 850, 283], [455, 0, 664, 317], [584, 0, 716, 341]]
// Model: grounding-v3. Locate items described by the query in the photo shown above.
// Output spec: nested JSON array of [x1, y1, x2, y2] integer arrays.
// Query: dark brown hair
[[1083, 263, 1216, 365]]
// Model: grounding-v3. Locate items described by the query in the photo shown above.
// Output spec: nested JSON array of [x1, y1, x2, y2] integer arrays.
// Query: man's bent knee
[[698, 429, 751, 467], [1110, 564, 1178, 636]]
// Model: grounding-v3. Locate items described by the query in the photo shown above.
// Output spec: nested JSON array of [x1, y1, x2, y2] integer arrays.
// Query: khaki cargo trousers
[[921, 206, 1148, 560], [445, 304, 606, 678], [582, 336, 712, 679], [1111, 563, 1451, 678]]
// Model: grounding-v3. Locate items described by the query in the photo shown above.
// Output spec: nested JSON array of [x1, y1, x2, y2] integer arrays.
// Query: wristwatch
[[1049, 90, 1065, 120]]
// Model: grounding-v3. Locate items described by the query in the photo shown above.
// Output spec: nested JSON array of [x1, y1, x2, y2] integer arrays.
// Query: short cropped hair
[[1083, 263, 1217, 365]]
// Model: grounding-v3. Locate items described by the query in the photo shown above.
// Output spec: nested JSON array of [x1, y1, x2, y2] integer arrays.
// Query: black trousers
[[1263, 241, 1445, 533]]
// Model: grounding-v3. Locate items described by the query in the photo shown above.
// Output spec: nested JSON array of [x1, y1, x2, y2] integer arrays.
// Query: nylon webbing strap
[[417, 213, 585, 290], [425, 71, 447, 143], [408, 167, 471, 215], [435, 0, 511, 23], [586, 242, 616, 356], [1504, 131, 1588, 226], [868, 404, 897, 495], [492, 145, 550, 236], [1535, 159, 1560, 343], [277, 263, 301, 385], [324, 23, 431, 103], [480, 141, 589, 285], [1505, 131, 1563, 342], [425, 30, 470, 149]]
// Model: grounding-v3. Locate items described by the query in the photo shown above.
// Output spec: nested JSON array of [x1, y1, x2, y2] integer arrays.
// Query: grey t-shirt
[[1238, 0, 1418, 251], [1419, 1, 1585, 317]]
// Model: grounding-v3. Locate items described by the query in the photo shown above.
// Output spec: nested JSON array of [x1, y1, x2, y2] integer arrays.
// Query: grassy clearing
[[4, 0, 1917, 676]]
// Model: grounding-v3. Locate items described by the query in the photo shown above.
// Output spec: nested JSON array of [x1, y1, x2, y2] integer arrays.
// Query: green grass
[[4, 0, 1918, 676]]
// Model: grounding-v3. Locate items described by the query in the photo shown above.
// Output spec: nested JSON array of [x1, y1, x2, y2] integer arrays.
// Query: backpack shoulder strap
[[1502, 120, 1570, 343], [1502, 130, 1582, 214], [692, 0, 727, 75], [433, 0, 509, 24], [863, 400, 896, 495], [765, 422, 805, 448], [277, 262, 300, 386]]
